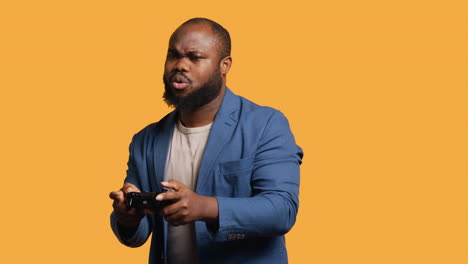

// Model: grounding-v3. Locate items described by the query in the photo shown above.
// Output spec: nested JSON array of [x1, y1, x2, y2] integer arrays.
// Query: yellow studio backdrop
[[0, 1, 467, 263]]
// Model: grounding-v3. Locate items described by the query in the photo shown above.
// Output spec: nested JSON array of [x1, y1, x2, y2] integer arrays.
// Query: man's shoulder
[[234, 92, 286, 123], [131, 111, 175, 141]]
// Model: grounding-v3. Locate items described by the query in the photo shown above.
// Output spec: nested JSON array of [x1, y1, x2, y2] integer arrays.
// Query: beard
[[163, 67, 223, 111]]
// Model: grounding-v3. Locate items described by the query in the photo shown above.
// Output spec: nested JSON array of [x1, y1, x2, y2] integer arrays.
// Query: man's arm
[[213, 110, 302, 241], [109, 132, 153, 247]]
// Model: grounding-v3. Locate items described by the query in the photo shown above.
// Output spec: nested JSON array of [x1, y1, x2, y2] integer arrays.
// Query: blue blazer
[[111, 88, 303, 263]]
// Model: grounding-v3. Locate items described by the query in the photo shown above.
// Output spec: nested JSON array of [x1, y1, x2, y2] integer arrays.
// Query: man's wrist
[[201, 196, 219, 231]]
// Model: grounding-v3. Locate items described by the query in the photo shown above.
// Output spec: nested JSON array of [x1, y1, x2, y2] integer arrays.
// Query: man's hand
[[157, 180, 219, 227], [109, 182, 145, 230]]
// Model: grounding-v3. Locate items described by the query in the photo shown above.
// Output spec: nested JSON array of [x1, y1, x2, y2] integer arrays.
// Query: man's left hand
[[157, 179, 219, 227]]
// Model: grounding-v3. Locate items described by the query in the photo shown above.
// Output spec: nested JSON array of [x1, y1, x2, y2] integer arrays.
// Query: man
[[109, 18, 303, 264]]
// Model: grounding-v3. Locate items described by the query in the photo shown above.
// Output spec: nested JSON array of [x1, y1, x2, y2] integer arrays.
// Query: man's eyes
[[167, 52, 178, 58], [166, 52, 203, 61], [189, 55, 203, 60]]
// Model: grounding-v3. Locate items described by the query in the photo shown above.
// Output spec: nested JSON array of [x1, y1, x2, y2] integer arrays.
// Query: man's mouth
[[171, 74, 191, 90]]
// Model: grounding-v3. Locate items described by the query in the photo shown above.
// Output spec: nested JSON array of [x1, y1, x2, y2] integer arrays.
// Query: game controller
[[126, 191, 172, 211]]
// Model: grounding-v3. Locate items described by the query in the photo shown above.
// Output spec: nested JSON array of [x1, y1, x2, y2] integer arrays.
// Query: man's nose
[[174, 57, 189, 72]]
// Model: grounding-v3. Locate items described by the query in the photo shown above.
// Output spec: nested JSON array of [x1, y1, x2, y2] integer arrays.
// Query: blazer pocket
[[220, 156, 255, 174], [218, 156, 255, 197]]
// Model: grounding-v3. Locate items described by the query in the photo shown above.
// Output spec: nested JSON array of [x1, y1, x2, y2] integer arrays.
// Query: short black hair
[[180, 17, 231, 60]]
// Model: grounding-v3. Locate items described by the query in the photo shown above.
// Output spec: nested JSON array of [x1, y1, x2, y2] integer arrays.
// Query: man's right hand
[[109, 182, 145, 230]]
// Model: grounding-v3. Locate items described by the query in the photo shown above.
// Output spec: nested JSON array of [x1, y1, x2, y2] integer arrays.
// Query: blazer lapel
[[152, 111, 176, 192], [196, 88, 239, 193]]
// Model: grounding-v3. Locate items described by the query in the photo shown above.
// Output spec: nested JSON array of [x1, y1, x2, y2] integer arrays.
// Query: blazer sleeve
[[213, 110, 303, 241], [110, 133, 152, 247], [110, 212, 152, 247]]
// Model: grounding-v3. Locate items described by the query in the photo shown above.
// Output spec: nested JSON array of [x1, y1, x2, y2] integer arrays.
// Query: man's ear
[[220, 56, 232, 75]]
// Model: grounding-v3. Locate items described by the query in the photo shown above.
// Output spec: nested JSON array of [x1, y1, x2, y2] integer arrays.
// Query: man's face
[[163, 23, 224, 110]]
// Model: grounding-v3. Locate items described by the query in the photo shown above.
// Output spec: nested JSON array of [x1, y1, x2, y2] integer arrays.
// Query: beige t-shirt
[[165, 120, 212, 264]]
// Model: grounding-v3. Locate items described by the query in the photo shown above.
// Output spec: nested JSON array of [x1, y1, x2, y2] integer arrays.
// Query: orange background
[[1, 1, 467, 263]]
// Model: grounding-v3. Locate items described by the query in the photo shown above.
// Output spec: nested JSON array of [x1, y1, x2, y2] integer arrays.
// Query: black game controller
[[126, 191, 172, 211]]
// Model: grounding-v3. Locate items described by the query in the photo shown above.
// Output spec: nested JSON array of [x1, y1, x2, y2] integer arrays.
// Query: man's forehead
[[169, 23, 219, 52]]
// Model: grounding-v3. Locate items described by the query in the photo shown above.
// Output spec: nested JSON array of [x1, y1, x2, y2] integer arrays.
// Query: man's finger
[[155, 190, 179, 201], [122, 182, 141, 194], [160, 180, 182, 191], [164, 213, 186, 226], [109, 190, 124, 201], [160, 200, 182, 217]]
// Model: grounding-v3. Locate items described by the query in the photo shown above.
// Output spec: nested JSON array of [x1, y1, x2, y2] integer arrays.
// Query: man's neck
[[178, 87, 226, 128]]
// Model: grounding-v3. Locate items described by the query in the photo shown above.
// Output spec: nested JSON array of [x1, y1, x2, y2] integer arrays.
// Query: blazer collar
[[215, 86, 240, 123], [196, 87, 239, 192], [152, 111, 176, 191]]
